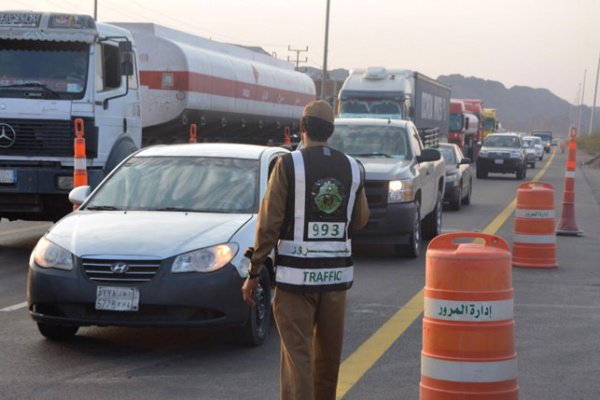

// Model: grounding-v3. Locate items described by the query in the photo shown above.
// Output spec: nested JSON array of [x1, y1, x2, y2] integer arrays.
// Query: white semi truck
[[0, 11, 315, 221]]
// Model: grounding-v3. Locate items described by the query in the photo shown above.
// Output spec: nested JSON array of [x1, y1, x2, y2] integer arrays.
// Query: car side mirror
[[416, 148, 441, 163], [69, 185, 91, 206], [460, 157, 471, 164]]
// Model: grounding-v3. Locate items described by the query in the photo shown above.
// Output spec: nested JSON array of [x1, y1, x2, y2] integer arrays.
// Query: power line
[[287, 45, 308, 69]]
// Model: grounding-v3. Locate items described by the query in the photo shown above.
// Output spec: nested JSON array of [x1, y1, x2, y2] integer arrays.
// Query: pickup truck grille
[[81, 258, 162, 284], [364, 180, 388, 207], [0, 118, 96, 158]]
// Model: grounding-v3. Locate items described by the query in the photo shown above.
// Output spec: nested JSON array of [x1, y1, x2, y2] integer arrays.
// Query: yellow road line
[[336, 149, 557, 399]]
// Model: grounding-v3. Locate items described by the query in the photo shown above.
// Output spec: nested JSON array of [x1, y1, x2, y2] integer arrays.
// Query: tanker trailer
[[114, 23, 316, 146]]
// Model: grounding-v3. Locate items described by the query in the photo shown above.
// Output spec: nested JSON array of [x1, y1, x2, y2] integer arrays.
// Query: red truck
[[450, 99, 484, 160]]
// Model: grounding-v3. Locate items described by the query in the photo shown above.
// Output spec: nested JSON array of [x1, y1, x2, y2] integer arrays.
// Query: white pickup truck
[[330, 118, 445, 257]]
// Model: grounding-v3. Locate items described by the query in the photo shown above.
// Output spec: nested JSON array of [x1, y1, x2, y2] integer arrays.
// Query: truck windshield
[[0, 39, 88, 99], [330, 125, 411, 160], [484, 118, 496, 131], [340, 99, 403, 118], [449, 113, 463, 131], [85, 156, 260, 213]]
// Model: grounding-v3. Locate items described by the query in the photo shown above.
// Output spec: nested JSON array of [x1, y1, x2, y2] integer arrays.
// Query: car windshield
[[330, 125, 411, 159], [85, 156, 259, 213], [533, 133, 552, 142], [438, 146, 457, 164], [523, 139, 533, 148], [484, 135, 520, 148]]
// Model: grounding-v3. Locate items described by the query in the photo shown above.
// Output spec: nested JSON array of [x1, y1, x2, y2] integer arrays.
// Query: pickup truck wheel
[[423, 191, 443, 239], [395, 200, 421, 258], [232, 270, 271, 346], [37, 323, 79, 340]]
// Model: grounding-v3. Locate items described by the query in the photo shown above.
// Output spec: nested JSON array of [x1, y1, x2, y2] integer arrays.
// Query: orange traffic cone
[[556, 127, 583, 236], [283, 126, 292, 149], [189, 123, 198, 143], [73, 118, 87, 211]]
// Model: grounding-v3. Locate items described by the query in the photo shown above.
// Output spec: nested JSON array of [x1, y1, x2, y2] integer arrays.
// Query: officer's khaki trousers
[[273, 288, 347, 400]]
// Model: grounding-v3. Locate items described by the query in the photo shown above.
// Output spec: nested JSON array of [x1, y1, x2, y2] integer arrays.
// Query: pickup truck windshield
[[483, 135, 521, 148], [330, 125, 411, 160], [0, 39, 88, 99], [85, 156, 260, 213]]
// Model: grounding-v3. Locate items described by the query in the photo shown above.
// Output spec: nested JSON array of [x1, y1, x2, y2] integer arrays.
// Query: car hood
[[46, 211, 254, 258], [482, 146, 519, 153], [357, 157, 412, 180]]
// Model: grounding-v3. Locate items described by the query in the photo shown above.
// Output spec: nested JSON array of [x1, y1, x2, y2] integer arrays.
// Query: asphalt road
[[1, 146, 599, 399]]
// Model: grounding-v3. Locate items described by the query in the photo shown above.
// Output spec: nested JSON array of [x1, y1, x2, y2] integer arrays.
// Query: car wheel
[[395, 199, 421, 258], [37, 323, 79, 340], [450, 183, 462, 211], [462, 178, 472, 205], [423, 190, 442, 239], [233, 270, 271, 346]]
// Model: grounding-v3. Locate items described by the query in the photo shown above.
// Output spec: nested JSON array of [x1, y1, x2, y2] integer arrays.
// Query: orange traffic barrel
[[512, 181, 557, 268], [421, 232, 518, 400], [73, 118, 88, 188]]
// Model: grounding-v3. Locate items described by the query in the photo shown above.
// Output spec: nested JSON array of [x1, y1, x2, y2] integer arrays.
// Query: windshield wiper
[[349, 153, 393, 158], [0, 82, 60, 98], [153, 207, 197, 212], [86, 205, 122, 210]]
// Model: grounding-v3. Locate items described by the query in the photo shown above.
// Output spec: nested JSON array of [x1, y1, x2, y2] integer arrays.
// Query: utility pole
[[287, 46, 308, 69], [589, 52, 600, 136], [320, 0, 331, 100], [94, 0, 97, 20], [577, 69, 587, 136]]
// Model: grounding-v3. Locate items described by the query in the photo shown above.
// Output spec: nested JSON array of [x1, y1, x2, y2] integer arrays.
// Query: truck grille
[[364, 180, 388, 207], [0, 118, 97, 158], [81, 258, 162, 284]]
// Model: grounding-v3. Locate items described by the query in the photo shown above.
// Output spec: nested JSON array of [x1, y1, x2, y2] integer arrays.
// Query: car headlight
[[445, 172, 459, 183], [31, 237, 74, 271], [510, 151, 521, 159], [171, 243, 238, 273], [388, 179, 413, 203], [478, 150, 488, 158]]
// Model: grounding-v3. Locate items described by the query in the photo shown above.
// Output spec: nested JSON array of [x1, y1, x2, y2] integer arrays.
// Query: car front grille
[[364, 180, 388, 207], [81, 258, 162, 284]]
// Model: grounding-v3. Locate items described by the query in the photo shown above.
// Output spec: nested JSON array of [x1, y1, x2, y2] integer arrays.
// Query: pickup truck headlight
[[171, 243, 238, 273], [388, 179, 413, 203], [31, 237, 74, 271]]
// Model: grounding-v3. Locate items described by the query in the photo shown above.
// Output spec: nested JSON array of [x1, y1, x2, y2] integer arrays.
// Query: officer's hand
[[242, 277, 259, 307]]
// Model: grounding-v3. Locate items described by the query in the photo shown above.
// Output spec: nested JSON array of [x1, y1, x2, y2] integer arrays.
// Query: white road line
[[1, 302, 27, 312], [0, 223, 52, 238]]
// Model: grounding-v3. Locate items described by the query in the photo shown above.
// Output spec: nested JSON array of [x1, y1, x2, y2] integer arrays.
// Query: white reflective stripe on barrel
[[513, 233, 556, 244], [515, 209, 555, 219], [421, 355, 518, 383], [565, 171, 575, 178], [74, 158, 87, 170], [424, 298, 513, 321], [276, 265, 353, 286]]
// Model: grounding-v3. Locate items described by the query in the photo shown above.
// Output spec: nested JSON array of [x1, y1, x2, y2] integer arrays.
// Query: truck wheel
[[232, 270, 271, 346], [450, 184, 462, 211], [37, 323, 79, 340], [395, 200, 421, 258], [423, 190, 443, 239]]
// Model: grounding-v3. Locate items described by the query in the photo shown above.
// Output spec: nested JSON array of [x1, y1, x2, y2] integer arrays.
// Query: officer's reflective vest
[[276, 146, 363, 292]]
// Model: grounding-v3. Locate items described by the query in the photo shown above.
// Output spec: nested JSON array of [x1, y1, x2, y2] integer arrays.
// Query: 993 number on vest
[[308, 222, 345, 239]]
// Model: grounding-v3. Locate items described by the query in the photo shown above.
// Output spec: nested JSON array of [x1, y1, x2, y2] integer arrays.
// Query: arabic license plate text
[[0, 169, 16, 184], [95, 286, 139, 311]]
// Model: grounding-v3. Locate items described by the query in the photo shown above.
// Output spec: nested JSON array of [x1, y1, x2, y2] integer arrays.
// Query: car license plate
[[494, 159, 504, 165], [0, 169, 16, 184], [95, 286, 140, 312]]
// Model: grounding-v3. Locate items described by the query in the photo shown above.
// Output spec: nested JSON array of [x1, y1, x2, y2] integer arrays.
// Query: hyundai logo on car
[[111, 262, 129, 274]]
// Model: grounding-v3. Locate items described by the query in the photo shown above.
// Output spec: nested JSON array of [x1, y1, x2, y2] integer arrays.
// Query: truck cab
[[0, 12, 140, 221]]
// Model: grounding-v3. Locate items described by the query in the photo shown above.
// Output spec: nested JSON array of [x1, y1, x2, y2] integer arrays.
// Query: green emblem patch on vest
[[312, 178, 346, 217]]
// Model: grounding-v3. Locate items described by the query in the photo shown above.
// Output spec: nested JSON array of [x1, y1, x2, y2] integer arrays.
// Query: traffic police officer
[[242, 100, 370, 400]]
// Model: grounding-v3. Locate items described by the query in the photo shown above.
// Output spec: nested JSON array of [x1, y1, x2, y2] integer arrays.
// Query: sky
[[3, 0, 600, 106]]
